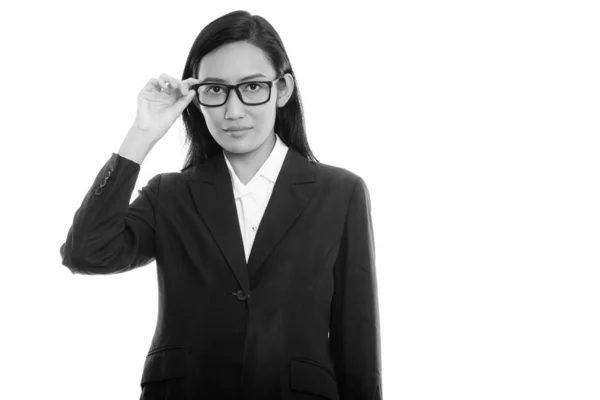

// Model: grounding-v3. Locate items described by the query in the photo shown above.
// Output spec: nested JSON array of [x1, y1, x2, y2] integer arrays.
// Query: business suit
[[60, 146, 382, 399]]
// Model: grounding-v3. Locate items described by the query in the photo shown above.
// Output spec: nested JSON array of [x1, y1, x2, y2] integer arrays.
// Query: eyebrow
[[198, 73, 267, 84]]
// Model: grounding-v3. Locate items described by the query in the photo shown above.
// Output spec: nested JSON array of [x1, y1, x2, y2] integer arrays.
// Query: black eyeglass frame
[[191, 76, 283, 107]]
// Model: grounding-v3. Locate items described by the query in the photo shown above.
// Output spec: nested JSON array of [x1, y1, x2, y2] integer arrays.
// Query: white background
[[1, 0, 599, 399]]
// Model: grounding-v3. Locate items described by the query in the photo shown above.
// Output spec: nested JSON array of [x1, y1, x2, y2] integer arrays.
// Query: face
[[195, 41, 294, 157]]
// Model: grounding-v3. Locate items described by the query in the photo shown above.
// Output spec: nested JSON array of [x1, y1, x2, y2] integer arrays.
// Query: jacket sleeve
[[330, 176, 383, 399], [59, 152, 160, 275]]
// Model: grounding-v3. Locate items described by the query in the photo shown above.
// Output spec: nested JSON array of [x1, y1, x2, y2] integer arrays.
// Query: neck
[[224, 132, 277, 185]]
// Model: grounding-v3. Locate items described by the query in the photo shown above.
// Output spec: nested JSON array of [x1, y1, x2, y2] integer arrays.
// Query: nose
[[224, 88, 245, 119]]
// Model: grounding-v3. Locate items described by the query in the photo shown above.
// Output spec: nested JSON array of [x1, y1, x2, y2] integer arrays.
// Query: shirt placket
[[246, 193, 260, 238], [239, 189, 257, 262]]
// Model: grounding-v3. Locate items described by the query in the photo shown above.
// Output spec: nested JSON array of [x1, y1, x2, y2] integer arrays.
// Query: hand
[[131, 73, 200, 144]]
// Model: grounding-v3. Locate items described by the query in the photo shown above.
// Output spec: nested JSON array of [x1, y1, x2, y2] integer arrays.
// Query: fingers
[[159, 73, 177, 93], [183, 77, 201, 90], [141, 77, 169, 94], [174, 88, 197, 114], [177, 77, 201, 96], [143, 74, 200, 104], [159, 74, 200, 94], [142, 77, 160, 93]]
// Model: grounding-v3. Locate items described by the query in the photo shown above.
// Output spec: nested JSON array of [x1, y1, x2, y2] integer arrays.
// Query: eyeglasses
[[191, 76, 282, 107]]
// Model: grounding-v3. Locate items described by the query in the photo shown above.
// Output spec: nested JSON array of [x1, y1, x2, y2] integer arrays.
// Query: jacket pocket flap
[[141, 346, 188, 385], [290, 357, 339, 400]]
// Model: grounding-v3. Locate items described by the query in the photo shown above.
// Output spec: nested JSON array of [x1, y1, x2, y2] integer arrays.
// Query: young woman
[[60, 10, 382, 400]]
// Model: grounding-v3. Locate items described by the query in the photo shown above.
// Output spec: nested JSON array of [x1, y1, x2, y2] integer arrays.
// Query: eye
[[241, 82, 267, 92], [207, 85, 223, 94], [201, 84, 226, 95]]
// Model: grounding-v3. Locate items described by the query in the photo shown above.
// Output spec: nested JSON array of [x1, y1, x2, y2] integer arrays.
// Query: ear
[[275, 73, 295, 108]]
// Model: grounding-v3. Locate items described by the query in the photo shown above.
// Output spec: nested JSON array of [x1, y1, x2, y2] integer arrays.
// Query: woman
[[60, 10, 382, 400]]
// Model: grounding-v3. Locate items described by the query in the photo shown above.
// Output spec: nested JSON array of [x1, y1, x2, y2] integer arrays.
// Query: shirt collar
[[223, 133, 289, 198]]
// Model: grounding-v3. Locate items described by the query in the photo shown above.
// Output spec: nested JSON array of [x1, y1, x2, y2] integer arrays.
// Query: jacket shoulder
[[313, 161, 371, 213], [156, 169, 194, 186], [140, 170, 192, 200], [314, 160, 365, 189]]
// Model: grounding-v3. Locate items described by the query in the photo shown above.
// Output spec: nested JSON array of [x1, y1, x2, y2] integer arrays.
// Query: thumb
[[174, 90, 196, 113]]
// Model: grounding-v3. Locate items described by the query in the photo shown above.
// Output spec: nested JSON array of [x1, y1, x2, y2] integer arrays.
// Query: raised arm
[[59, 73, 200, 275]]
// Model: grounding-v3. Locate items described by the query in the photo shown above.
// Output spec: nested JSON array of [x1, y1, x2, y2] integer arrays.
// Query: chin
[[219, 136, 258, 154], [222, 144, 253, 155], [223, 129, 269, 149]]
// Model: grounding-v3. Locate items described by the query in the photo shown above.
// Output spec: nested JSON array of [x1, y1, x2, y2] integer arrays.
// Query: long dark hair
[[179, 10, 318, 173]]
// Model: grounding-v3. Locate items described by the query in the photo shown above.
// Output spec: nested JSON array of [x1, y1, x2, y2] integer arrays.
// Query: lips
[[224, 127, 252, 131]]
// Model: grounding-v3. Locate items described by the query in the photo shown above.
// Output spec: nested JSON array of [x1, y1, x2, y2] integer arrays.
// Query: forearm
[[59, 152, 159, 274], [118, 126, 156, 165]]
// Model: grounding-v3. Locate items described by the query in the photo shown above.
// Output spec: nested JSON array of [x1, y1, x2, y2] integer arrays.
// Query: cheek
[[256, 106, 277, 127], [202, 108, 221, 125]]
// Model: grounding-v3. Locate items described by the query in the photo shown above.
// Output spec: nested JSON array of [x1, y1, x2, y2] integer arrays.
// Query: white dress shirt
[[223, 133, 289, 263]]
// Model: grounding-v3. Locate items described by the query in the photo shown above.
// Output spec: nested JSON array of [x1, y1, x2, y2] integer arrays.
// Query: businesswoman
[[60, 10, 382, 400]]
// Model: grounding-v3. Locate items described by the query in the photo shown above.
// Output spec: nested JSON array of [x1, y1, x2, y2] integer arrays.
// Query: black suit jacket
[[60, 147, 382, 399]]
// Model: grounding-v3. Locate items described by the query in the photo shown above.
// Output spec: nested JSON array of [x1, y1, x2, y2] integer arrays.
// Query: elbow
[[59, 241, 95, 274], [59, 242, 150, 275], [59, 242, 116, 275], [59, 241, 77, 273]]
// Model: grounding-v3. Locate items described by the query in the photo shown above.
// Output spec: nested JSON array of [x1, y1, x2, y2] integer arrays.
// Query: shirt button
[[251, 225, 257, 232]]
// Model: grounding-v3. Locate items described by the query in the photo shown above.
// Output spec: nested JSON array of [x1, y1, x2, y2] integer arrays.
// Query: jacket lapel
[[187, 148, 317, 291], [247, 148, 316, 278], [187, 153, 250, 294]]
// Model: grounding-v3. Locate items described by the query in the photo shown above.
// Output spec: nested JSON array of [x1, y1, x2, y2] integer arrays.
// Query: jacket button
[[94, 187, 103, 195], [105, 170, 112, 179], [236, 289, 248, 301], [99, 179, 107, 188]]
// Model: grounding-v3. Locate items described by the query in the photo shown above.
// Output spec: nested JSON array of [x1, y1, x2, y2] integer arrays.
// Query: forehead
[[197, 41, 275, 82]]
